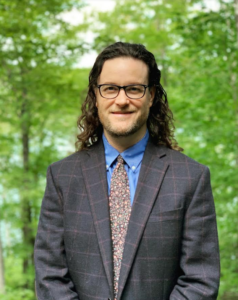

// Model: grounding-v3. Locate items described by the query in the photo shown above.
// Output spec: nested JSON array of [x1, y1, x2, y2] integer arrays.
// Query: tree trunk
[[20, 92, 34, 288], [235, 0, 238, 45], [0, 222, 5, 294], [233, 0, 238, 166]]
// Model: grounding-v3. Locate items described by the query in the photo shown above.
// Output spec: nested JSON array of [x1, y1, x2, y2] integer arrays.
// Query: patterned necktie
[[109, 155, 131, 300]]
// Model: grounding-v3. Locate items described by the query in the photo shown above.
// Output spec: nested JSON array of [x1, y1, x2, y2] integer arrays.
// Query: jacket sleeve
[[34, 165, 80, 300], [169, 166, 220, 300]]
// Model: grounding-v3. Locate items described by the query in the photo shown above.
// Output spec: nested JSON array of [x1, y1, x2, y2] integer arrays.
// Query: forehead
[[98, 57, 149, 85]]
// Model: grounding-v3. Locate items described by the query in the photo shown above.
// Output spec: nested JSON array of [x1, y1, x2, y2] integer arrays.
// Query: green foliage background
[[0, 0, 237, 299]]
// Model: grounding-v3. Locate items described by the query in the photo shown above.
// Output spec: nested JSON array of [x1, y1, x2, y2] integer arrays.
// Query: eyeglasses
[[97, 84, 150, 99]]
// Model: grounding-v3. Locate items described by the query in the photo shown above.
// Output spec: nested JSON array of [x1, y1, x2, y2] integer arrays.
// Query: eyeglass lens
[[100, 85, 145, 99]]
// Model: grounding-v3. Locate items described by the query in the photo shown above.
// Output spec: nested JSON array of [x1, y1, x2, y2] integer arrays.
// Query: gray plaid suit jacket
[[34, 139, 220, 300]]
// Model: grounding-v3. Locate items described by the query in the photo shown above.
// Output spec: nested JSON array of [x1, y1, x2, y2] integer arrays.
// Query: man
[[34, 42, 220, 300]]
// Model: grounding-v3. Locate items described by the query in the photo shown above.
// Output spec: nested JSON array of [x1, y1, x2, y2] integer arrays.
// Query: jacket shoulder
[[160, 146, 209, 171], [47, 150, 90, 176]]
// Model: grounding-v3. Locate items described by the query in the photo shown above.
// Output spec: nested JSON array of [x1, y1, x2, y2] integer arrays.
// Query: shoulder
[[166, 147, 203, 165], [150, 143, 210, 175], [47, 140, 104, 175], [155, 146, 212, 189], [47, 148, 92, 177]]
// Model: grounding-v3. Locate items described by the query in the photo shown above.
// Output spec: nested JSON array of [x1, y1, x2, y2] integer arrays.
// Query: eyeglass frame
[[97, 84, 151, 99]]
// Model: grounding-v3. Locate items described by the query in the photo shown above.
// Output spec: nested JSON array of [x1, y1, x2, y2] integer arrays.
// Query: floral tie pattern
[[109, 155, 131, 300]]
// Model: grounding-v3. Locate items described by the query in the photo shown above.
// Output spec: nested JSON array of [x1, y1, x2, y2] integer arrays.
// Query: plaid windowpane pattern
[[34, 140, 220, 300]]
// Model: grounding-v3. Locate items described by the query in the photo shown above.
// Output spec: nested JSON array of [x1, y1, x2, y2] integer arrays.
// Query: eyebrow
[[98, 82, 146, 85]]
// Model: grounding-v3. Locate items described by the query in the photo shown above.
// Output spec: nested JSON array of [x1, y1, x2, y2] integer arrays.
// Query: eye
[[107, 86, 117, 91], [126, 86, 144, 93], [129, 87, 138, 91], [102, 85, 118, 92]]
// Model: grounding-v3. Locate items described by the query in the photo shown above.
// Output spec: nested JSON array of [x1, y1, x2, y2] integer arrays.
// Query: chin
[[107, 125, 142, 138], [109, 131, 132, 138]]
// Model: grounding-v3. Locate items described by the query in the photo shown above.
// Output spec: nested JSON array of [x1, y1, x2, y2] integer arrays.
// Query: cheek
[[136, 102, 151, 113], [99, 100, 115, 110], [130, 100, 143, 109]]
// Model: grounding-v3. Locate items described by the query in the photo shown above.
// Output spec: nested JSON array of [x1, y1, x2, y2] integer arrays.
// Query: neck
[[103, 129, 147, 153]]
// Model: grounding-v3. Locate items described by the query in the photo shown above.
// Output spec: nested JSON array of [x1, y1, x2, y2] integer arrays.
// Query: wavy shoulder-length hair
[[76, 42, 182, 151]]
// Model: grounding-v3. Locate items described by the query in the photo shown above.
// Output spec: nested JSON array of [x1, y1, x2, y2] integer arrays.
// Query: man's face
[[95, 57, 155, 142]]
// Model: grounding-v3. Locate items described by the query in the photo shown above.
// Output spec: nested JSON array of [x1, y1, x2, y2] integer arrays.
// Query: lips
[[112, 111, 133, 114]]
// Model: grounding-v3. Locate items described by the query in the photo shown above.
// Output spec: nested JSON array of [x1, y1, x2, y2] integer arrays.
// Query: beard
[[104, 120, 146, 138], [98, 110, 149, 138]]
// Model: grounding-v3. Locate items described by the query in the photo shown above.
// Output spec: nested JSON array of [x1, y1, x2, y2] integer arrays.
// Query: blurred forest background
[[0, 0, 237, 299]]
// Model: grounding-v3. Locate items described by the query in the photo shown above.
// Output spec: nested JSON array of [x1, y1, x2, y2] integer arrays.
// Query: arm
[[34, 165, 80, 300], [170, 166, 220, 300]]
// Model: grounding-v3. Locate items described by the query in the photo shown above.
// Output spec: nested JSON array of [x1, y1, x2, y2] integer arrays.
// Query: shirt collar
[[102, 130, 149, 172]]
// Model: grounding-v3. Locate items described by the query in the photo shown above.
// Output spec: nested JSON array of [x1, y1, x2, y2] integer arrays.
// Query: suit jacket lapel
[[81, 141, 114, 296], [117, 141, 169, 300]]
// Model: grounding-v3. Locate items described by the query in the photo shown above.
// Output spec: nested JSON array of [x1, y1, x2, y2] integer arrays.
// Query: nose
[[114, 88, 129, 106]]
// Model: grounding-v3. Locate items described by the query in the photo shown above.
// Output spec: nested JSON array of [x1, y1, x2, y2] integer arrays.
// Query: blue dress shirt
[[102, 130, 149, 205]]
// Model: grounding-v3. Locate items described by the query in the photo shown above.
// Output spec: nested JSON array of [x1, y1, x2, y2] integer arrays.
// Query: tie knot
[[117, 155, 124, 164]]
